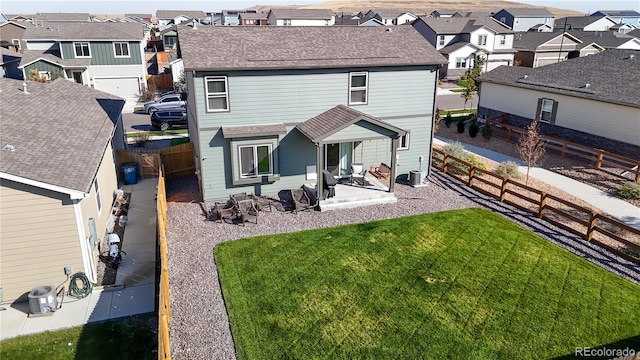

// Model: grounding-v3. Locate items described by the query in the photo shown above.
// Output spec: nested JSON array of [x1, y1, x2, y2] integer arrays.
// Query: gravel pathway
[[165, 172, 640, 360]]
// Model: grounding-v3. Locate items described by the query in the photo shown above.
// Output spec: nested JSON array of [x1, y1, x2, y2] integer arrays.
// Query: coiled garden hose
[[69, 272, 93, 299]]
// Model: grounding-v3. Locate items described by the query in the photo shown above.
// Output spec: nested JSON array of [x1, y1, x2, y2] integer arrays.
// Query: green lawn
[[0, 315, 155, 360], [215, 208, 640, 359]]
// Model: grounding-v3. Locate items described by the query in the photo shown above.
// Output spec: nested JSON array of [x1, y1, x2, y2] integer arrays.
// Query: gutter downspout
[[427, 64, 442, 179], [314, 142, 323, 208]]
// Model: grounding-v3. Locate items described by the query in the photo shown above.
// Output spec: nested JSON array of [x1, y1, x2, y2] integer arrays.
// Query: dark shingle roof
[[592, 10, 640, 17], [238, 13, 268, 20], [23, 21, 144, 40], [512, 31, 579, 50], [1, 48, 22, 65], [570, 30, 640, 48], [19, 50, 91, 68], [477, 49, 640, 108], [156, 10, 206, 19], [418, 16, 514, 34], [222, 124, 287, 138], [0, 78, 124, 193], [296, 105, 405, 143], [268, 9, 334, 20], [439, 41, 477, 54], [554, 16, 607, 29], [33, 13, 91, 21], [498, 8, 555, 17], [180, 26, 447, 71]]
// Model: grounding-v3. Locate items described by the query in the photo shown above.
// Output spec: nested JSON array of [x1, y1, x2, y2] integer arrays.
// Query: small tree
[[516, 119, 545, 185], [444, 112, 453, 128], [481, 122, 493, 141], [456, 117, 465, 133], [433, 107, 442, 133], [28, 69, 48, 83], [460, 55, 485, 109], [468, 117, 479, 138]]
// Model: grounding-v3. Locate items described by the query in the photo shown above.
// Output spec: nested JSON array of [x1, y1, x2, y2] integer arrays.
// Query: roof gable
[[156, 10, 206, 20], [268, 9, 334, 20], [496, 8, 555, 17]]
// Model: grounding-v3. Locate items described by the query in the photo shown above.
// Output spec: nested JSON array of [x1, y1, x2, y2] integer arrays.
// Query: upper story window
[[205, 76, 229, 112], [11, 39, 20, 50], [439, 35, 445, 46], [478, 34, 487, 46], [74, 42, 91, 58], [349, 72, 368, 105], [113, 42, 130, 57], [499, 35, 506, 45], [283, 19, 291, 26]]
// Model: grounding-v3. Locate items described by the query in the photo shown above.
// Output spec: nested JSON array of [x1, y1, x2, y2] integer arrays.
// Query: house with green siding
[[19, 21, 147, 98], [178, 25, 447, 207]]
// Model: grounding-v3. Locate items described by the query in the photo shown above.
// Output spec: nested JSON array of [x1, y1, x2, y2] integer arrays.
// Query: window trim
[[283, 19, 291, 26], [204, 76, 230, 112], [439, 35, 445, 46], [229, 136, 281, 185], [348, 71, 368, 105], [539, 98, 554, 123], [499, 35, 506, 45], [73, 42, 91, 58], [11, 39, 20, 50], [397, 132, 410, 151], [536, 97, 558, 124], [94, 178, 102, 215], [455, 57, 467, 68], [113, 42, 130, 58], [478, 34, 487, 46], [239, 144, 273, 178]]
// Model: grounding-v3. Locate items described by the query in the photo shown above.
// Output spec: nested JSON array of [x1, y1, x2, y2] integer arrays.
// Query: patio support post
[[316, 142, 324, 203], [389, 138, 398, 192]]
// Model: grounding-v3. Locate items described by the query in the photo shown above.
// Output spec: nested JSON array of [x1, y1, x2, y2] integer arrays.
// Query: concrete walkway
[[434, 137, 640, 230], [0, 178, 157, 341]]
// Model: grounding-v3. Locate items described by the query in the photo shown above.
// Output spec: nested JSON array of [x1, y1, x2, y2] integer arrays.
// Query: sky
[[1, 0, 638, 15]]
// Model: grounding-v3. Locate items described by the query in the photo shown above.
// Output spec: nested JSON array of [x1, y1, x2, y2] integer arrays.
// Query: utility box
[[409, 170, 426, 187], [28, 285, 57, 316]]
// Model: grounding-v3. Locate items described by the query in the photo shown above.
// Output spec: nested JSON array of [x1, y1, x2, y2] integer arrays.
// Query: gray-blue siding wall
[[60, 41, 142, 65], [190, 66, 438, 200]]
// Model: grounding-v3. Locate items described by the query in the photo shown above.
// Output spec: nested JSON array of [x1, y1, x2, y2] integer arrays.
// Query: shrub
[[131, 132, 150, 147], [618, 182, 640, 200], [482, 122, 493, 141], [140, 83, 157, 102], [442, 141, 466, 159], [496, 161, 522, 179], [468, 119, 479, 138], [442, 142, 488, 175], [456, 117, 465, 133], [444, 112, 452, 128]]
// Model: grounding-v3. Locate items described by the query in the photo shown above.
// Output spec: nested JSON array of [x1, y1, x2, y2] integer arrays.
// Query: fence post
[[636, 166, 640, 182], [468, 166, 475, 187], [586, 211, 597, 241], [596, 150, 604, 169], [499, 178, 508, 202], [561, 143, 567, 157], [442, 154, 449, 174], [538, 192, 546, 218]]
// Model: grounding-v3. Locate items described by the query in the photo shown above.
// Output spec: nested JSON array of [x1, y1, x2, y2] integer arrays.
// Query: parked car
[[150, 108, 187, 131], [143, 93, 186, 114]]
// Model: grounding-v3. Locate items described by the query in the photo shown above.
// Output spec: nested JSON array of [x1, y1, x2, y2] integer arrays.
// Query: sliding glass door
[[325, 142, 353, 177]]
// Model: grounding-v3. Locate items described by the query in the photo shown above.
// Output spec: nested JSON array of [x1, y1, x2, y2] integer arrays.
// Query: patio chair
[[236, 199, 258, 226], [371, 162, 391, 180], [291, 188, 312, 213], [350, 163, 365, 185], [210, 200, 236, 223], [230, 192, 248, 205], [250, 194, 272, 212], [322, 169, 337, 198]]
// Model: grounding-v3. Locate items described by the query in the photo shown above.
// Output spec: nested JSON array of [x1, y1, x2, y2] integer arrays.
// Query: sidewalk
[[0, 178, 157, 341], [434, 137, 640, 230]]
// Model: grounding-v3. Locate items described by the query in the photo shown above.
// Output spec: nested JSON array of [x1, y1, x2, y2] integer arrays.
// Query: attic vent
[[627, 54, 635, 60], [584, 83, 590, 88], [386, 27, 392, 32]]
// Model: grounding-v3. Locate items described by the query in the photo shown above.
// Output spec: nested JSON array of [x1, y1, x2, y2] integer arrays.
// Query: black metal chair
[[322, 169, 337, 199]]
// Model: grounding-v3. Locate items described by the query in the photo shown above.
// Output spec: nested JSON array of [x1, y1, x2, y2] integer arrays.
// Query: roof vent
[[628, 54, 635, 60], [191, 19, 198, 29], [584, 83, 590, 88], [523, 75, 528, 79], [22, 82, 29, 94], [386, 27, 392, 32], [3, 144, 15, 152]]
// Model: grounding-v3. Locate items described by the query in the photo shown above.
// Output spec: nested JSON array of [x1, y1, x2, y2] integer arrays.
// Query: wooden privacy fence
[[147, 74, 173, 90], [158, 166, 172, 360], [486, 116, 640, 181], [432, 148, 640, 264], [116, 142, 195, 180]]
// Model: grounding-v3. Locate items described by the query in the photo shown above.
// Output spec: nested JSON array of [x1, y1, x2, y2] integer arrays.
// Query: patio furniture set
[[209, 192, 272, 225]]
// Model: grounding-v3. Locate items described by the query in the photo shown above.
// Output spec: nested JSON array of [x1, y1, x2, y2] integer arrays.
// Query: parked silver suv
[[143, 93, 186, 114]]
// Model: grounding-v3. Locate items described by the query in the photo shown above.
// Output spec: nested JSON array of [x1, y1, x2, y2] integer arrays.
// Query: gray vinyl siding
[[23, 60, 63, 77], [193, 66, 437, 200], [60, 41, 142, 65]]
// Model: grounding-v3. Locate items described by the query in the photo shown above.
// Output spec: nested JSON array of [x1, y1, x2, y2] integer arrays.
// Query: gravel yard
[[165, 173, 640, 360]]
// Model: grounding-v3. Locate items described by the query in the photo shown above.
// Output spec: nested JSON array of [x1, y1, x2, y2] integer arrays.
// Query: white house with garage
[[19, 21, 147, 98]]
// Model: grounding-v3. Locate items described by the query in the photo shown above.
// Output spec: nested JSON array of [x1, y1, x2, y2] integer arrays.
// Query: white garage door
[[94, 77, 140, 98]]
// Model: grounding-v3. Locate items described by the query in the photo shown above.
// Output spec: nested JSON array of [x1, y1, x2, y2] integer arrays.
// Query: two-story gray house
[[19, 21, 147, 98], [492, 8, 555, 32], [178, 25, 446, 206]]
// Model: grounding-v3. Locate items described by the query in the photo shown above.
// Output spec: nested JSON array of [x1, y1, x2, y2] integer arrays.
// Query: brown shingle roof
[[19, 50, 90, 68], [179, 25, 447, 71], [268, 9, 334, 20], [156, 10, 206, 19], [23, 21, 144, 40], [222, 124, 287, 138], [33, 13, 91, 21], [0, 78, 124, 193]]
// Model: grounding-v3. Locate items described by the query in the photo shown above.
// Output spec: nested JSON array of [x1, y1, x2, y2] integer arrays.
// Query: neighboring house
[[238, 12, 268, 26], [492, 8, 555, 32], [512, 31, 586, 67], [568, 30, 640, 50], [31, 12, 92, 22], [0, 47, 22, 78], [0, 20, 26, 52], [177, 25, 446, 203], [156, 10, 205, 30], [222, 10, 258, 25], [0, 78, 126, 303], [125, 13, 153, 23], [19, 21, 147, 98], [431, 10, 462, 18], [160, 26, 178, 50], [413, 16, 515, 79], [554, 16, 617, 31], [476, 49, 640, 152], [334, 16, 384, 26], [590, 10, 640, 26], [609, 23, 636, 34], [267, 9, 335, 26], [372, 10, 417, 25], [627, 28, 640, 38]]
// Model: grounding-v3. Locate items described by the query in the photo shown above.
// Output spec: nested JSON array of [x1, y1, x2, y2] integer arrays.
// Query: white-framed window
[[74, 42, 91, 58], [239, 144, 272, 178], [205, 76, 229, 112], [539, 98, 554, 122], [500, 35, 506, 45], [38, 71, 51, 81], [113, 42, 130, 57], [283, 19, 291, 26], [94, 178, 102, 214], [397, 133, 409, 150], [439, 35, 445, 46], [324, 19, 329, 26], [11, 39, 20, 50], [478, 34, 487, 46], [348, 71, 368, 105], [455, 58, 467, 68]]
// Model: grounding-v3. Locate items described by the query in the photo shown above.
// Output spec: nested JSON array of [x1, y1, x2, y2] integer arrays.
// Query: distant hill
[[299, 0, 585, 18]]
